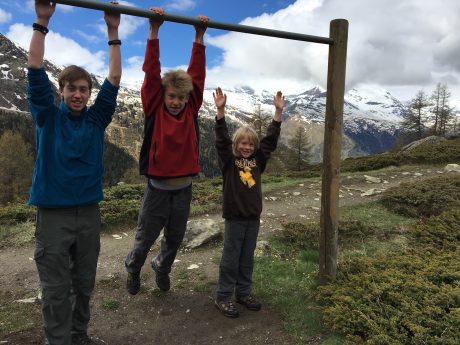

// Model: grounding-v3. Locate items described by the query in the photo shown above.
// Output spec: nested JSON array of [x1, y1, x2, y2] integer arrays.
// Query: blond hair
[[162, 69, 193, 95], [232, 126, 259, 156], [58, 65, 92, 91]]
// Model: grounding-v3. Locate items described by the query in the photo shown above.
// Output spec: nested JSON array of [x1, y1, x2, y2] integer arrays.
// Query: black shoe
[[236, 295, 262, 311], [152, 259, 170, 291], [72, 333, 106, 345], [126, 271, 140, 295], [214, 299, 239, 318]]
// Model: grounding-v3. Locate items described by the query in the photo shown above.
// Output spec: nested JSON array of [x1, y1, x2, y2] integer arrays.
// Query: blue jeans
[[216, 218, 260, 301], [125, 183, 192, 274]]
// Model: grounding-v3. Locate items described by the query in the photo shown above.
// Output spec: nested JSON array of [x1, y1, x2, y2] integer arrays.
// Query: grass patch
[[380, 173, 460, 217], [0, 291, 41, 338], [193, 280, 216, 293], [262, 175, 310, 193], [101, 299, 120, 310], [253, 249, 324, 342], [256, 176, 459, 344], [0, 221, 35, 248]]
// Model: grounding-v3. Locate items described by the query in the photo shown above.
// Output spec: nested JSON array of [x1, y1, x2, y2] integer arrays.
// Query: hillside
[[1, 163, 458, 344]]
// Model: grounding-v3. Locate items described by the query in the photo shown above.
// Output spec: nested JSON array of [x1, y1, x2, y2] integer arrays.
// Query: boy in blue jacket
[[27, 1, 121, 344]]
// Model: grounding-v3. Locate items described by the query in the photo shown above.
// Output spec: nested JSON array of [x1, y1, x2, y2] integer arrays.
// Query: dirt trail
[[0, 166, 445, 344]]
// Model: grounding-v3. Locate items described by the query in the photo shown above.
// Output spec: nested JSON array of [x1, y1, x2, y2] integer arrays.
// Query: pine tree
[[431, 83, 453, 135], [0, 131, 34, 203], [248, 104, 271, 138], [287, 126, 312, 171], [402, 90, 430, 139]]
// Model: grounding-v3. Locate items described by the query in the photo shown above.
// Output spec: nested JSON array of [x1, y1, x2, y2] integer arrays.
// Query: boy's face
[[164, 86, 189, 116], [236, 136, 255, 158], [60, 79, 91, 116]]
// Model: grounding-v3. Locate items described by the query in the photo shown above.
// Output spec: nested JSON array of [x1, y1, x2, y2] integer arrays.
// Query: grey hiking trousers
[[34, 204, 101, 345], [125, 183, 192, 274]]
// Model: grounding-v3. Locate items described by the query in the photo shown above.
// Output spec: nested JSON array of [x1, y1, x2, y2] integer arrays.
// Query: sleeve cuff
[[271, 119, 281, 127], [27, 67, 47, 83], [102, 78, 120, 93]]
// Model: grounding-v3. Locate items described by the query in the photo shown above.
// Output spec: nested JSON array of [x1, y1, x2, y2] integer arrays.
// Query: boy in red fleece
[[125, 7, 208, 294]]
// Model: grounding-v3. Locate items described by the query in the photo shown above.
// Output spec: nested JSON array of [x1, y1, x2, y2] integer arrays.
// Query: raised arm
[[194, 15, 208, 44], [148, 7, 164, 40], [273, 91, 284, 122], [28, 0, 56, 68], [187, 15, 208, 111], [141, 7, 164, 117], [105, 1, 122, 86], [213, 87, 227, 120]]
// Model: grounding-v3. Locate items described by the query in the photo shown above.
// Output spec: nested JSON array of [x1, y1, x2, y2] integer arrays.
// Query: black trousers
[[125, 183, 192, 274]]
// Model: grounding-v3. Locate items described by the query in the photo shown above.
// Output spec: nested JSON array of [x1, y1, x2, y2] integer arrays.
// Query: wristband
[[33, 23, 49, 35], [108, 39, 122, 46]]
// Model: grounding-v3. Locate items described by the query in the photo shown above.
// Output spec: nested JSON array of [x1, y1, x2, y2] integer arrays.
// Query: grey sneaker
[[71, 333, 106, 345], [126, 271, 140, 295], [236, 295, 262, 311], [214, 299, 239, 318], [152, 259, 170, 291]]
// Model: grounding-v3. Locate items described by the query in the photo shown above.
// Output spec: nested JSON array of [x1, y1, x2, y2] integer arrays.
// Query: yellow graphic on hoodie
[[239, 166, 256, 188]]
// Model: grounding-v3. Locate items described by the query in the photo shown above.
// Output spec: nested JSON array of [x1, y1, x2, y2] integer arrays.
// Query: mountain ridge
[[0, 32, 408, 177]]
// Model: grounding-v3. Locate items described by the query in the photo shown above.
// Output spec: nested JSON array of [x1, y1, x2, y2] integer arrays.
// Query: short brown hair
[[232, 126, 259, 156], [162, 69, 193, 95], [58, 65, 92, 91]]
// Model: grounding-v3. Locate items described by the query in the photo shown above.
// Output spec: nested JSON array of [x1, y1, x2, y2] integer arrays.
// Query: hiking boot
[[126, 271, 140, 295], [214, 299, 239, 318], [72, 333, 106, 345], [236, 295, 262, 311], [152, 259, 170, 291]]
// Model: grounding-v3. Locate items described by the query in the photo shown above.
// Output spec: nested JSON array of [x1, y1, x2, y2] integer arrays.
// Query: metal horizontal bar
[[53, 0, 333, 45]]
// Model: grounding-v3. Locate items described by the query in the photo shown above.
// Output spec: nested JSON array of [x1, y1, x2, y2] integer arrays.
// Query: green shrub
[[0, 204, 35, 224], [410, 207, 460, 250], [341, 153, 401, 173], [316, 207, 460, 344], [278, 219, 378, 252], [99, 183, 144, 226], [278, 221, 320, 251], [380, 174, 460, 217], [398, 137, 460, 164], [339, 137, 460, 173], [103, 183, 144, 201]]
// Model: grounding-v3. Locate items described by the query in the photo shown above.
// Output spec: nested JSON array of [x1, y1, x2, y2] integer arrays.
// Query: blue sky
[[1, 0, 460, 104]]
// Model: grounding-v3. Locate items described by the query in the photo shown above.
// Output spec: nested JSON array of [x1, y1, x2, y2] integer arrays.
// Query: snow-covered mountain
[[0, 32, 407, 164], [200, 83, 407, 160]]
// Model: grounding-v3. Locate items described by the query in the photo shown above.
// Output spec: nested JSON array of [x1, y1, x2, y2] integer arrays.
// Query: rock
[[254, 240, 271, 257], [182, 219, 223, 249], [361, 188, 382, 197], [401, 135, 447, 151], [444, 163, 460, 173], [364, 175, 382, 183]]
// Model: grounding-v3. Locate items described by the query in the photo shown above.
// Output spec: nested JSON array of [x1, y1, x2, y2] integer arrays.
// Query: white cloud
[[164, 0, 197, 12], [7, 23, 106, 76], [205, 0, 460, 102], [0, 8, 12, 23], [95, 1, 145, 40], [121, 55, 144, 88]]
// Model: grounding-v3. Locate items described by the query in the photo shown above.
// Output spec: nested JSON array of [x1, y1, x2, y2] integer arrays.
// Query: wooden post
[[319, 19, 348, 284]]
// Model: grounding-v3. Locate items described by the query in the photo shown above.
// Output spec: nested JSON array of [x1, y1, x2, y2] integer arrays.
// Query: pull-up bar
[[52, 0, 333, 45]]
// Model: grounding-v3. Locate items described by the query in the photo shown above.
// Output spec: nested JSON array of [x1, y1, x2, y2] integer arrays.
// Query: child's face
[[60, 79, 91, 116], [164, 86, 189, 116], [236, 136, 255, 158]]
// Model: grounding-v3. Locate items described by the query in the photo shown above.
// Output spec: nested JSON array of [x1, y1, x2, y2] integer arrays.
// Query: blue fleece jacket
[[26, 67, 119, 207]]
